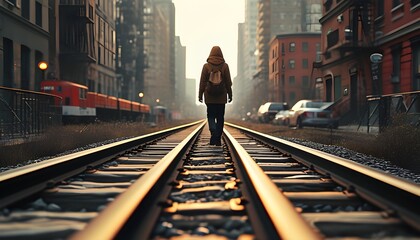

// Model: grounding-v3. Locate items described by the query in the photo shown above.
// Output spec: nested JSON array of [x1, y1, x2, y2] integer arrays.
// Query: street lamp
[[38, 61, 48, 71], [138, 92, 144, 103], [38, 61, 48, 82]]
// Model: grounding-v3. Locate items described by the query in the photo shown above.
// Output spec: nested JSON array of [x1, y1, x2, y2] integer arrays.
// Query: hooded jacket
[[199, 46, 232, 104]]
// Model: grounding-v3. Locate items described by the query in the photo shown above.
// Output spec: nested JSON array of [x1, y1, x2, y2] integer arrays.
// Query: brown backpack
[[206, 64, 225, 96]]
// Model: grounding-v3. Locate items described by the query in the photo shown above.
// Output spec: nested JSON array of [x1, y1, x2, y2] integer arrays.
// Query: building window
[[98, 45, 102, 64], [302, 76, 309, 87], [302, 42, 308, 52], [302, 59, 309, 69], [281, 43, 285, 55], [35, 2, 42, 27], [289, 76, 296, 85], [392, 0, 401, 8], [22, 0, 30, 20], [412, 39, 420, 90], [411, 0, 420, 8], [289, 59, 295, 69], [376, 0, 384, 17], [3, 38, 14, 88], [324, 0, 332, 12], [289, 42, 296, 52], [35, 51, 43, 91], [327, 29, 339, 48], [289, 92, 296, 103], [21, 45, 31, 90], [391, 45, 402, 84], [89, 4, 94, 20], [334, 75, 342, 100]]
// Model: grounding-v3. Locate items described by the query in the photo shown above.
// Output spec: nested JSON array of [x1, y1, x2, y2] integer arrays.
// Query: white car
[[288, 100, 339, 129], [257, 102, 289, 123], [272, 110, 291, 125]]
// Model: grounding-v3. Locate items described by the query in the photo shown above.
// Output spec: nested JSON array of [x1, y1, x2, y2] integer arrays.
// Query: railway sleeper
[[151, 135, 256, 239]]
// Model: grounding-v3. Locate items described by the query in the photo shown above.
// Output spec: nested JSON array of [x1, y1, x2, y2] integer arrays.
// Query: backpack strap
[[207, 63, 225, 74]]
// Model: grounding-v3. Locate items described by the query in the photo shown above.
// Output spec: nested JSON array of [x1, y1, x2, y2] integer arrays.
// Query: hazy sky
[[172, 0, 245, 80]]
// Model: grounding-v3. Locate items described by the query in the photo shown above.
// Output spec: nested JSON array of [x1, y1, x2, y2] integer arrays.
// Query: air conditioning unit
[[337, 14, 343, 23]]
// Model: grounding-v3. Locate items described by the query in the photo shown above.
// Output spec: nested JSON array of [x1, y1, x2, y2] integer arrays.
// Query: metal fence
[[361, 91, 420, 133], [0, 86, 62, 141]]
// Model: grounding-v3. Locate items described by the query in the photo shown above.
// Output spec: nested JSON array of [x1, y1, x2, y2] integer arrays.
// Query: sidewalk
[[338, 124, 379, 134]]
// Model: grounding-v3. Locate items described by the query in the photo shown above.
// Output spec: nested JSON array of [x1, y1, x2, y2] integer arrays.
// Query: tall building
[[230, 0, 258, 118], [174, 36, 186, 116], [58, 1, 117, 97], [253, 0, 322, 110], [116, 0, 146, 101], [142, 0, 175, 109], [0, 0, 50, 90], [183, 78, 202, 118], [228, 22, 246, 118]]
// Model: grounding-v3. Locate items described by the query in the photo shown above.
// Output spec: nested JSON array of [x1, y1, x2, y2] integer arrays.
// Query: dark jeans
[[206, 103, 225, 145]]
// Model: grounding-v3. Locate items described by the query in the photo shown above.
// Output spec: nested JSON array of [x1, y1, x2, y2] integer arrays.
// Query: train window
[[65, 97, 70, 105], [79, 88, 87, 99], [57, 86, 62, 92], [43, 86, 54, 91]]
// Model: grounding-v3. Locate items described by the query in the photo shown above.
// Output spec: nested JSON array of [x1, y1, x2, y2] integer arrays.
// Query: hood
[[207, 46, 225, 65]]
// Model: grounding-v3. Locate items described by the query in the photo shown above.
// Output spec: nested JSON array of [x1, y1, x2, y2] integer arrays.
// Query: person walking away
[[198, 46, 232, 146]]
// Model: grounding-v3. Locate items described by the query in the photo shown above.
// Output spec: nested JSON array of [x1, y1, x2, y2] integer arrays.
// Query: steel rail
[[70, 121, 206, 240], [225, 122, 420, 231], [223, 128, 322, 240], [0, 120, 204, 209]]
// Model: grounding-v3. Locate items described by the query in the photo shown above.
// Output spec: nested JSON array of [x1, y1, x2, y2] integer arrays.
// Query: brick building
[[316, 0, 377, 118], [269, 33, 321, 105], [253, 0, 322, 110], [374, 0, 420, 94], [316, 0, 419, 120]]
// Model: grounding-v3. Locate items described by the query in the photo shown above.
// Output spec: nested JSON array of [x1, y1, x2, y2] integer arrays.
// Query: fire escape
[[59, 1, 96, 84], [336, 0, 376, 56]]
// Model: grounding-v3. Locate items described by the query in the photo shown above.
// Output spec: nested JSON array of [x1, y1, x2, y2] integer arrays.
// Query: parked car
[[257, 102, 289, 123], [272, 110, 291, 125], [288, 100, 338, 129]]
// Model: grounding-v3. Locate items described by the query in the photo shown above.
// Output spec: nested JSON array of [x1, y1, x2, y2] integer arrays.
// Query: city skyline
[[172, 0, 245, 80]]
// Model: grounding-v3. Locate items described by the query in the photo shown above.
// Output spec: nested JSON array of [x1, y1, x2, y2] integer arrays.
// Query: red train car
[[140, 104, 150, 114], [118, 98, 131, 111], [132, 102, 141, 113], [41, 80, 95, 123], [41, 80, 151, 123]]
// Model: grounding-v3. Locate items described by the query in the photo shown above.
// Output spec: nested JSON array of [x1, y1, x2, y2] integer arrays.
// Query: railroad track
[[0, 121, 419, 239]]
